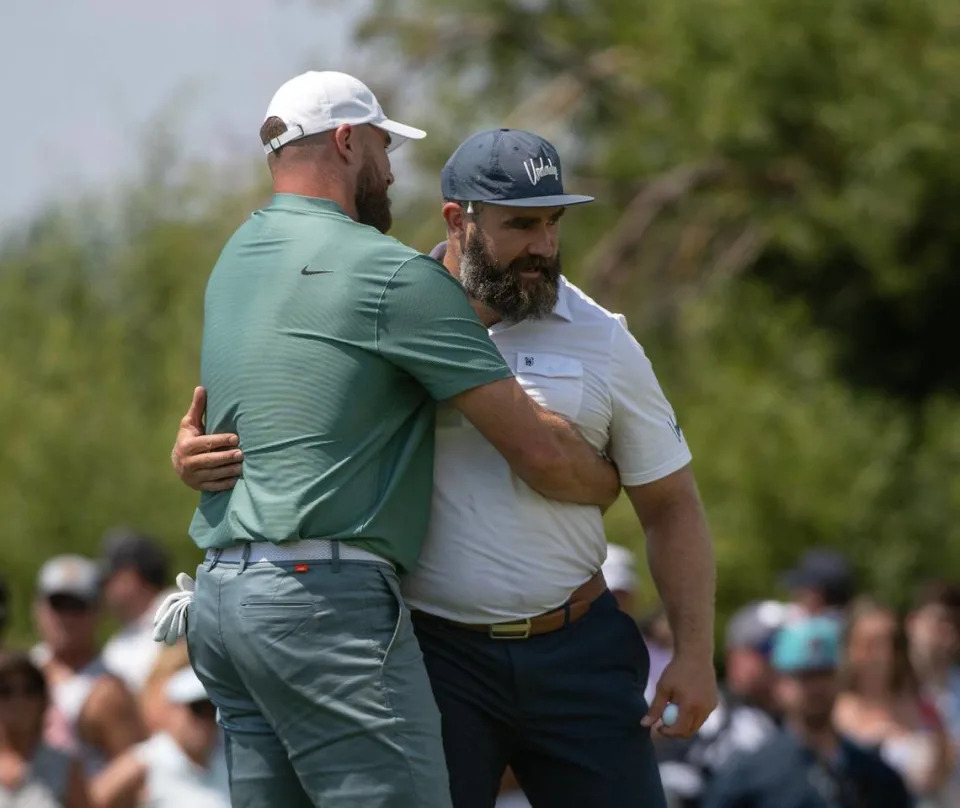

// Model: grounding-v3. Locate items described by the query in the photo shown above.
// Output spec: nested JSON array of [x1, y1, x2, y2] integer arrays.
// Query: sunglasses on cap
[[46, 593, 95, 614], [187, 699, 218, 721], [0, 680, 45, 700]]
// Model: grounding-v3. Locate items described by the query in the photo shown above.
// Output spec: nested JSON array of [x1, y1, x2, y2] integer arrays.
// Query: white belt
[[205, 539, 394, 569]]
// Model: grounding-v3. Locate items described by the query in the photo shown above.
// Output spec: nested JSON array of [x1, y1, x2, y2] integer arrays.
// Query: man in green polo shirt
[[171, 71, 619, 808]]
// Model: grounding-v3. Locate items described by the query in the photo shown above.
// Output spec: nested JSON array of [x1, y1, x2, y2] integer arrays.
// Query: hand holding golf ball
[[641, 653, 719, 737]]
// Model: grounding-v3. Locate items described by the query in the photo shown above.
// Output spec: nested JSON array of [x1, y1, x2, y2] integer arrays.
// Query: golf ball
[[662, 703, 679, 727]]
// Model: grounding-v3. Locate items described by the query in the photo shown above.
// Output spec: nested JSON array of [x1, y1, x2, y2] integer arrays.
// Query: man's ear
[[442, 201, 466, 237], [332, 124, 359, 165]]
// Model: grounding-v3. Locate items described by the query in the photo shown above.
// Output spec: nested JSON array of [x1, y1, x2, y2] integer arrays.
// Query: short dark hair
[[100, 529, 170, 590], [260, 116, 288, 148], [0, 650, 48, 706], [912, 580, 960, 613]]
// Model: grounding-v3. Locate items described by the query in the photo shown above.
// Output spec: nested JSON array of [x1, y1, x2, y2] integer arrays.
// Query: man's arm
[[627, 466, 717, 738], [171, 380, 619, 507], [450, 377, 620, 507], [174, 256, 619, 505], [377, 256, 618, 507], [79, 676, 146, 763], [88, 750, 146, 808], [65, 759, 93, 808]]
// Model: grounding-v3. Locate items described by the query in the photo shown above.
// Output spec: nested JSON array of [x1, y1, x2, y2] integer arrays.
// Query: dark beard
[[355, 159, 392, 234], [460, 231, 560, 321]]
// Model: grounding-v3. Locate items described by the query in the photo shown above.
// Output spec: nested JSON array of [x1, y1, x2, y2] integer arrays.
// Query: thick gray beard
[[459, 232, 560, 322]]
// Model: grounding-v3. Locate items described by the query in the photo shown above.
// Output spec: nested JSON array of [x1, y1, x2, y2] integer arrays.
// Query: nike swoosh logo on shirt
[[301, 266, 332, 276]]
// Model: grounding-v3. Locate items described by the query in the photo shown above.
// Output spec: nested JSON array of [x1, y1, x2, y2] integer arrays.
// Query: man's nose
[[527, 228, 556, 258]]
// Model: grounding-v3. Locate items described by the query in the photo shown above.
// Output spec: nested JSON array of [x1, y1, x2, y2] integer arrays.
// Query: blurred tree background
[[2, 0, 959, 645]]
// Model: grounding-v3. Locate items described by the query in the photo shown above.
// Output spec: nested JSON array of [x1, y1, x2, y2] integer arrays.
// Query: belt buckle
[[489, 618, 531, 640]]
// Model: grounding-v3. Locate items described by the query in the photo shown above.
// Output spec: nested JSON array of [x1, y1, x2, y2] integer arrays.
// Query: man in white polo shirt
[[173, 129, 718, 808]]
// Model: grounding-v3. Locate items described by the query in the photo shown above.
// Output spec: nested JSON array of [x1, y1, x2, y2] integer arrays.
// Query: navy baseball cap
[[100, 528, 170, 589], [780, 548, 854, 607], [441, 129, 594, 208]]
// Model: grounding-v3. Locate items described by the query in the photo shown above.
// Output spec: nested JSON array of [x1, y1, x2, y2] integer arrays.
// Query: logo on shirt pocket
[[516, 352, 584, 420]]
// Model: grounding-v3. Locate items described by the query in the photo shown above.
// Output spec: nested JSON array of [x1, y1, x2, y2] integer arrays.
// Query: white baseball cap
[[37, 555, 100, 603], [165, 667, 209, 705], [262, 71, 427, 155]]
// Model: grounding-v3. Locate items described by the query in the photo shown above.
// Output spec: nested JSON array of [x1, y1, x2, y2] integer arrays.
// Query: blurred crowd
[[0, 530, 228, 808], [3, 534, 959, 807], [499, 546, 960, 808]]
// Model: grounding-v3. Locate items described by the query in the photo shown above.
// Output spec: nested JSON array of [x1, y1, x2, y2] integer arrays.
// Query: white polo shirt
[[401, 276, 691, 623]]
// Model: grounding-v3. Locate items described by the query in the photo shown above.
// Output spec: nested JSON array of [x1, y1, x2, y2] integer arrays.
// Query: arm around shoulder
[[377, 256, 619, 506]]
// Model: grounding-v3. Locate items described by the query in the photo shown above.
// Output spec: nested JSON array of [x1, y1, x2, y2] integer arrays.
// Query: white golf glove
[[153, 572, 195, 646]]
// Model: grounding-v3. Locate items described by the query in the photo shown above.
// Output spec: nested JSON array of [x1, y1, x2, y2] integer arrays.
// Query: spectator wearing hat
[[704, 617, 913, 808], [780, 548, 855, 621], [657, 601, 786, 806], [93, 667, 229, 808], [99, 529, 173, 693], [0, 650, 91, 808], [31, 555, 145, 785]]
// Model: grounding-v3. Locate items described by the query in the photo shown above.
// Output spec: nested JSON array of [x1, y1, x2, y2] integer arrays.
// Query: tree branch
[[585, 160, 729, 301]]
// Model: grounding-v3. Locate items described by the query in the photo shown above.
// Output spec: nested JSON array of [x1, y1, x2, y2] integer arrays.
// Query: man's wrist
[[672, 637, 715, 661]]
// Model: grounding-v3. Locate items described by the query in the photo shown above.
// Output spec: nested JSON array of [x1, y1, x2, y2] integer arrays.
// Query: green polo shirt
[[189, 194, 512, 571]]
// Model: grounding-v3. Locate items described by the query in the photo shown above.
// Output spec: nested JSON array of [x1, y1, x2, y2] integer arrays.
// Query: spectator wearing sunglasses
[[0, 650, 91, 808], [93, 666, 229, 808], [30, 556, 145, 787]]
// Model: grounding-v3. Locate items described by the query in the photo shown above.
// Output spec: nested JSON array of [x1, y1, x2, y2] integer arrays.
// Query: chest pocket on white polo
[[516, 352, 584, 420]]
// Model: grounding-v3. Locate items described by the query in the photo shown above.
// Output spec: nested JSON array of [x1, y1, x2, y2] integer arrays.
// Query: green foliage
[[354, 0, 960, 623], [0, 169, 268, 644], [360, 0, 960, 403]]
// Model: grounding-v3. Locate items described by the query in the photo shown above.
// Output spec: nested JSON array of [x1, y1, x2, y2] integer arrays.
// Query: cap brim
[[43, 588, 98, 603], [483, 194, 595, 208], [376, 119, 427, 153]]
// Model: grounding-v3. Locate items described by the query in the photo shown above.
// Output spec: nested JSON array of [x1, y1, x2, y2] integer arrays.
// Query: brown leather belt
[[412, 571, 608, 640]]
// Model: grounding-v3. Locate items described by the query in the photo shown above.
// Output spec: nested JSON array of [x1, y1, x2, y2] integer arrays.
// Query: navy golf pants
[[413, 592, 668, 808]]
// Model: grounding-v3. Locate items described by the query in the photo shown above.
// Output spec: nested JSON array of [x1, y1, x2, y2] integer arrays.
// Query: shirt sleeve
[[376, 254, 513, 400], [607, 314, 692, 486]]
